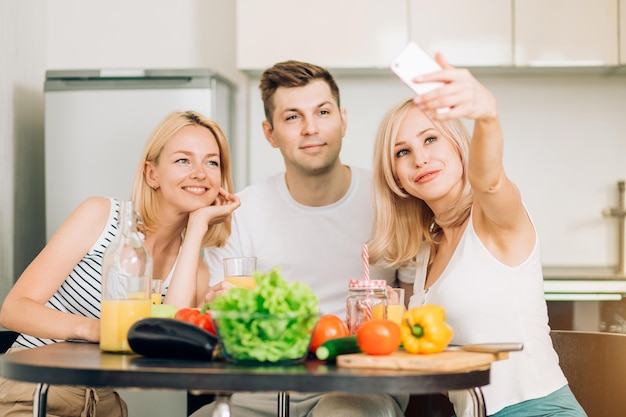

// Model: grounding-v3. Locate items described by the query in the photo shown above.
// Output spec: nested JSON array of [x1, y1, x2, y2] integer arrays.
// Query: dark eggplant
[[127, 318, 218, 360]]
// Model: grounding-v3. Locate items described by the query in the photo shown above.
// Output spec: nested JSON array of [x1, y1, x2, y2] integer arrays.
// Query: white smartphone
[[390, 42, 444, 96]]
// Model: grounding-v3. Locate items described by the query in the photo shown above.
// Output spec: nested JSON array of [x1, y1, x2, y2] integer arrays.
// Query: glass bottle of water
[[100, 200, 153, 353]]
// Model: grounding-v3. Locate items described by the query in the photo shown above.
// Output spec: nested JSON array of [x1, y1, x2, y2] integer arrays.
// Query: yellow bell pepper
[[401, 304, 453, 354]]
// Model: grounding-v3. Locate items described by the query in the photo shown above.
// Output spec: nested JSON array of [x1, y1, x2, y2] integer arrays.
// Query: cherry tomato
[[309, 314, 350, 353], [356, 319, 401, 356]]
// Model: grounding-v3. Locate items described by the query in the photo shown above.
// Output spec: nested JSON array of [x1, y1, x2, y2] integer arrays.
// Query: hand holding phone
[[391, 42, 450, 113], [391, 42, 443, 95]]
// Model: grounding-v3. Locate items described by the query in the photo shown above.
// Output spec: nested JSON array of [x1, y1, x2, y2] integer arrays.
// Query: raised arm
[[415, 55, 534, 263], [163, 188, 240, 307]]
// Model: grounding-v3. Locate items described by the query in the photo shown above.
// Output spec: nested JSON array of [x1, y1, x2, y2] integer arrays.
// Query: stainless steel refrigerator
[[44, 69, 234, 240]]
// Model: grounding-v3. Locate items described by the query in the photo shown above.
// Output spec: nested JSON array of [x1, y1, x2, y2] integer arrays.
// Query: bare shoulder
[[76, 196, 113, 229], [23, 197, 114, 287], [74, 196, 112, 215], [52, 197, 113, 245]]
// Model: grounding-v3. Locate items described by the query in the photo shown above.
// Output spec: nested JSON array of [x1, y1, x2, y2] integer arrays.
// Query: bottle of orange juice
[[100, 201, 152, 353]]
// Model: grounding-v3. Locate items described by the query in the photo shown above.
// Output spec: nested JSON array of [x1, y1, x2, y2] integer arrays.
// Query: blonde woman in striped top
[[0, 110, 240, 417]]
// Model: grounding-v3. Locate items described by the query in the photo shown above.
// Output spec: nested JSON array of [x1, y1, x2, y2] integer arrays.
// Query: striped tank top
[[14, 199, 120, 348]]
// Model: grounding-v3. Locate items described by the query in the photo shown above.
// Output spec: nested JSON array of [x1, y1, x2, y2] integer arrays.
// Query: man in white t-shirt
[[195, 60, 413, 417]]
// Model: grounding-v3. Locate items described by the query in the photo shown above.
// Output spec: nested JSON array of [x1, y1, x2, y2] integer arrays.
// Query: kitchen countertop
[[543, 267, 626, 301]]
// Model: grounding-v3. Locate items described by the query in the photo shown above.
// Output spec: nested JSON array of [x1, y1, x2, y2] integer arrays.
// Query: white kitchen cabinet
[[515, 0, 618, 66], [409, 0, 513, 67], [236, 0, 408, 71]]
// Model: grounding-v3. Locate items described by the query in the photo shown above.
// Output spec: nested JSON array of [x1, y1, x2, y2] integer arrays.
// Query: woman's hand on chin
[[188, 188, 240, 230]]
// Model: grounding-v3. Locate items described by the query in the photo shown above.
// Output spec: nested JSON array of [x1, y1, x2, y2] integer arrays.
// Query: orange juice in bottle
[[100, 298, 151, 352], [100, 201, 152, 353]]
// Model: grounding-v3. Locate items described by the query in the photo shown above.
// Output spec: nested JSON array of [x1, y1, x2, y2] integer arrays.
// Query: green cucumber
[[315, 335, 361, 361]]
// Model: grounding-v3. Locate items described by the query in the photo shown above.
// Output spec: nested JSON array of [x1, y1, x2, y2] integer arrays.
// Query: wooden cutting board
[[336, 350, 498, 372]]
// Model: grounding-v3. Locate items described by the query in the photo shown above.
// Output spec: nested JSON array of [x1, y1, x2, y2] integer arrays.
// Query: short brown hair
[[259, 60, 341, 127]]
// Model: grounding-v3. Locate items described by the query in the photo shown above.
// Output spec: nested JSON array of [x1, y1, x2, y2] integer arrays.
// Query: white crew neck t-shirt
[[204, 167, 402, 317]]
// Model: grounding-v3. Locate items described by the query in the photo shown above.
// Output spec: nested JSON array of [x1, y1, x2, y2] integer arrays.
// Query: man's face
[[262, 80, 346, 176]]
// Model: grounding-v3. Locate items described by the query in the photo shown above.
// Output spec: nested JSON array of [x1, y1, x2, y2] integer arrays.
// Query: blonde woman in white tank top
[[369, 55, 586, 417]]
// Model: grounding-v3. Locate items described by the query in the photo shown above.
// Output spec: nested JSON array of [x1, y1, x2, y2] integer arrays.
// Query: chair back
[[551, 330, 626, 417], [0, 330, 19, 353]]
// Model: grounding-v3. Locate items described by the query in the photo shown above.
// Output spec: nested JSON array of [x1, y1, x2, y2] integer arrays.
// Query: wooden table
[[0, 341, 490, 417]]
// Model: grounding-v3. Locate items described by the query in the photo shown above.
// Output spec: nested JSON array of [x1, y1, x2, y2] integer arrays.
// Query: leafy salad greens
[[208, 268, 320, 363]]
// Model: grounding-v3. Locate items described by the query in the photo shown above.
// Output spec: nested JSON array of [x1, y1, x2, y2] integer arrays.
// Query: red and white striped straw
[[362, 243, 370, 280], [364, 300, 372, 321]]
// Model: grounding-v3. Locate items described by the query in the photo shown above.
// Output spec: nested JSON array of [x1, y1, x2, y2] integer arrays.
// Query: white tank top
[[409, 212, 567, 415]]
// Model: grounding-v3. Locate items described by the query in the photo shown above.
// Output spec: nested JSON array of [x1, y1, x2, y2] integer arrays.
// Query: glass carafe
[[100, 200, 153, 353]]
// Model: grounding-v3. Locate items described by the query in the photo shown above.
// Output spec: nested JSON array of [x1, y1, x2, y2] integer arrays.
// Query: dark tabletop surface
[[0, 341, 490, 394]]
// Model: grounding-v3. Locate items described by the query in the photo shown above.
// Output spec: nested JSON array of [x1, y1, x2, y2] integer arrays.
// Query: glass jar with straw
[[346, 279, 387, 334]]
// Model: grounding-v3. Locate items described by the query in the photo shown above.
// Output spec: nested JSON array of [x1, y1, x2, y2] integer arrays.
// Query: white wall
[[247, 73, 626, 268], [0, 0, 46, 316]]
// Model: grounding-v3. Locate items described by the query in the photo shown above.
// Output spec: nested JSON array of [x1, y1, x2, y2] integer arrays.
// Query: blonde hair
[[131, 110, 234, 248], [369, 98, 473, 268]]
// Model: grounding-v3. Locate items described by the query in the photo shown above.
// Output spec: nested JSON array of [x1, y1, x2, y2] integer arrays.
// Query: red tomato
[[309, 314, 350, 353], [194, 313, 216, 335], [356, 319, 401, 356], [174, 308, 216, 335], [174, 308, 200, 322]]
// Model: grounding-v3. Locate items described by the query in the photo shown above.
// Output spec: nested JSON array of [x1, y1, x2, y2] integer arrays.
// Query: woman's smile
[[414, 169, 440, 183], [182, 186, 209, 194]]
